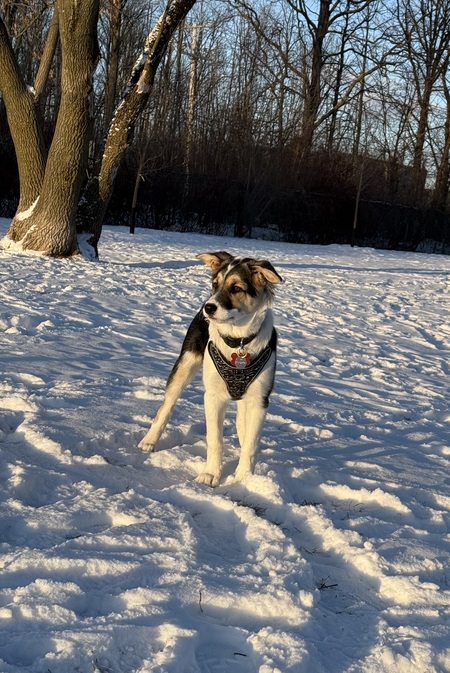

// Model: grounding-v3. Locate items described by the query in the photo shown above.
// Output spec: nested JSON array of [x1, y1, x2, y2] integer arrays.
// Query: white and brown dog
[[139, 251, 283, 487]]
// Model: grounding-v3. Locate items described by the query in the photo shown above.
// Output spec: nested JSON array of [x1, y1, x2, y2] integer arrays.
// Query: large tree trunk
[[0, 18, 47, 238], [76, 0, 197, 255], [4, 0, 99, 256]]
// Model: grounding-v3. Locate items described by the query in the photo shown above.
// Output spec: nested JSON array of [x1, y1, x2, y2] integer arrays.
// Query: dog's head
[[197, 251, 282, 325]]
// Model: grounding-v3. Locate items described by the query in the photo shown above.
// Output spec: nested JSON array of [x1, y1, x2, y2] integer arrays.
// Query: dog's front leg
[[139, 350, 203, 452], [234, 398, 267, 482], [196, 392, 228, 487]]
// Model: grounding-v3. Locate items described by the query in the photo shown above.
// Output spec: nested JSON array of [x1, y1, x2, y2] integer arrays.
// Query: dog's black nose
[[204, 303, 217, 315]]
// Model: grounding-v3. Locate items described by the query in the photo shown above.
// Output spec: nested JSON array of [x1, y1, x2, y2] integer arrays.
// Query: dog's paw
[[195, 472, 220, 488], [138, 439, 155, 452], [233, 466, 252, 483]]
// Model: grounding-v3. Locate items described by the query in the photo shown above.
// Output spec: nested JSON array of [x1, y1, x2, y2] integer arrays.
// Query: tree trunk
[[104, 0, 126, 133], [299, 0, 330, 158], [77, 0, 197, 254], [34, 6, 60, 113], [0, 18, 47, 239], [432, 79, 450, 209], [3, 0, 99, 256], [411, 80, 432, 203]]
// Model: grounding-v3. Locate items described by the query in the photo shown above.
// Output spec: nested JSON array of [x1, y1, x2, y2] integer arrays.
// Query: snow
[[1, 216, 450, 673], [14, 197, 39, 221]]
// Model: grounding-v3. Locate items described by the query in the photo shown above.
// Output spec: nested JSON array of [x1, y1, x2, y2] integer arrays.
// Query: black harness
[[207, 338, 274, 400]]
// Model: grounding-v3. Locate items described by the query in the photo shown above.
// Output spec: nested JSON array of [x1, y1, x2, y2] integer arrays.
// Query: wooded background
[[2, 0, 450, 253]]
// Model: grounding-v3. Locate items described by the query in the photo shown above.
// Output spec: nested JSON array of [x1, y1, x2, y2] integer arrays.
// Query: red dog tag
[[231, 352, 251, 368]]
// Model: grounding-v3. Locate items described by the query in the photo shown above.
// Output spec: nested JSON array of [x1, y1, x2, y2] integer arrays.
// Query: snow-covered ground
[[1, 217, 450, 673]]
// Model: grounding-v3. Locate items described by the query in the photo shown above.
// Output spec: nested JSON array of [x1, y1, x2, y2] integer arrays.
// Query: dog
[[138, 251, 283, 487]]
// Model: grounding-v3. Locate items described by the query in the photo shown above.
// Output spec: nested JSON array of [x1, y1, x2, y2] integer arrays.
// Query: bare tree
[[229, 0, 395, 163], [396, 0, 450, 202]]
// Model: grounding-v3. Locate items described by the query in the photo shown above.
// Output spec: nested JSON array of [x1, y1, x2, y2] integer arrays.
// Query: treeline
[[2, 0, 450, 252]]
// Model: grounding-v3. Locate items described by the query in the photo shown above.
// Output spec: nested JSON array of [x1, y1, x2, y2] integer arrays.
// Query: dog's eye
[[212, 280, 219, 290], [231, 285, 245, 294]]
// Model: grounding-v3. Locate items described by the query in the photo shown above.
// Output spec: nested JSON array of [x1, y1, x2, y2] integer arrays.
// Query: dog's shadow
[[149, 424, 206, 455]]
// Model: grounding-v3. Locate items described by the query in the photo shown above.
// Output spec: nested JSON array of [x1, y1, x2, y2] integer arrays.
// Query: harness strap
[[208, 341, 273, 400]]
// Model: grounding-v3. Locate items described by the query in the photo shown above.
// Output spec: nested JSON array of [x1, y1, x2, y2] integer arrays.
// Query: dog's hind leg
[[138, 350, 203, 452]]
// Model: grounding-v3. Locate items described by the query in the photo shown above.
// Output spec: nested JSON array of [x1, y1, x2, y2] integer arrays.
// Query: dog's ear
[[196, 252, 233, 272], [251, 260, 283, 285]]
